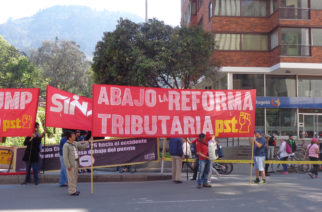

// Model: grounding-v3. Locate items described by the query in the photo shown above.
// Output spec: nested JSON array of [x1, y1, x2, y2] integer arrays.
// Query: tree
[[30, 38, 93, 97], [92, 18, 217, 89], [0, 36, 43, 89]]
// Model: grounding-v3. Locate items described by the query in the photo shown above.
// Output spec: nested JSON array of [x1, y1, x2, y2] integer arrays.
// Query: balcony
[[281, 45, 311, 57], [279, 7, 310, 20]]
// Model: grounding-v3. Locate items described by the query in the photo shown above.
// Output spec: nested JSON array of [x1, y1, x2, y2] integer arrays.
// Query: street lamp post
[[145, 0, 148, 22]]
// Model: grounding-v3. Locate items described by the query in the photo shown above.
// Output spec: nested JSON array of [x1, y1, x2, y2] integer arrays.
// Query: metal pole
[[91, 138, 94, 194], [145, 0, 148, 22]]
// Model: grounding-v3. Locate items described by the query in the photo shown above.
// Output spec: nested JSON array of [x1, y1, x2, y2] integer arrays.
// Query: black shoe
[[75, 191, 80, 195], [59, 184, 68, 187], [70, 192, 80, 196], [190, 178, 196, 181], [254, 179, 260, 184], [197, 184, 202, 189], [21, 181, 30, 185], [174, 181, 183, 184]]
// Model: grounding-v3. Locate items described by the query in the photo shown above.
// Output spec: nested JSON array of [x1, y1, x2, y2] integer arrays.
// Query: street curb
[[0, 173, 172, 185]]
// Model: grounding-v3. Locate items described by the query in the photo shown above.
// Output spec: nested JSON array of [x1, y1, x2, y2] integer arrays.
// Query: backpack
[[285, 142, 292, 154], [268, 136, 276, 147]]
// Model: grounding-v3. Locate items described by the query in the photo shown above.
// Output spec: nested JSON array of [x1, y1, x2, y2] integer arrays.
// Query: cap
[[254, 129, 263, 135], [312, 138, 319, 143]]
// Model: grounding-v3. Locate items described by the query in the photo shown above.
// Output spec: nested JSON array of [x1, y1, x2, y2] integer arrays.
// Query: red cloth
[[196, 140, 209, 160]]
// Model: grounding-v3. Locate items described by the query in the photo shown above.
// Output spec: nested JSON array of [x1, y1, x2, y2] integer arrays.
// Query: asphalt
[[0, 172, 321, 212]]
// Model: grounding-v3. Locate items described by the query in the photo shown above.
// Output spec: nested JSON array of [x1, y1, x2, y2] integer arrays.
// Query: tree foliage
[[92, 18, 216, 89], [0, 36, 43, 89], [30, 38, 93, 97]]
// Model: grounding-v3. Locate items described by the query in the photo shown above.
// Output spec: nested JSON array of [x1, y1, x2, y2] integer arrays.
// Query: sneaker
[[174, 181, 182, 184], [70, 192, 79, 196], [197, 184, 202, 189], [282, 171, 288, 175], [203, 183, 212, 188], [253, 179, 260, 184], [260, 180, 266, 184], [59, 184, 68, 187], [308, 173, 314, 179], [190, 178, 196, 181]]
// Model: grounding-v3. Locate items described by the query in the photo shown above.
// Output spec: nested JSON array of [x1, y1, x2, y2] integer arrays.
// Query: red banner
[[0, 88, 39, 137], [92, 85, 256, 138], [45, 86, 92, 130]]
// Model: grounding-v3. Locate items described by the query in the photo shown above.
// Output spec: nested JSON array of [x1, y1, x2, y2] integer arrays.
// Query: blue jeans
[[25, 161, 39, 183], [280, 157, 288, 172], [59, 155, 68, 185], [197, 160, 210, 185]]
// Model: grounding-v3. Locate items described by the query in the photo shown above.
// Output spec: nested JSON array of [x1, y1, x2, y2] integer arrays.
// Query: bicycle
[[213, 162, 233, 175]]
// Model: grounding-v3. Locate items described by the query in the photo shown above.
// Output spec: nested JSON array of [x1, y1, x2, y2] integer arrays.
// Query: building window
[[214, 33, 268, 51], [311, 0, 322, 9], [256, 108, 265, 133], [215, 0, 241, 16], [280, 0, 309, 19], [241, 34, 268, 51], [266, 75, 296, 97], [312, 29, 322, 46], [270, 29, 279, 50], [233, 74, 264, 96], [281, 28, 310, 56], [209, 2, 213, 20], [266, 109, 297, 136], [182, 2, 192, 25], [192, 0, 197, 15], [298, 76, 322, 97], [270, 0, 278, 15], [198, 0, 203, 10], [214, 34, 241, 50], [241, 0, 267, 17]]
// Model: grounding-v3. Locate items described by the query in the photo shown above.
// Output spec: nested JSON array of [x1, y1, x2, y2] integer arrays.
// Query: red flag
[[0, 88, 39, 137], [92, 84, 256, 138], [45, 86, 92, 130]]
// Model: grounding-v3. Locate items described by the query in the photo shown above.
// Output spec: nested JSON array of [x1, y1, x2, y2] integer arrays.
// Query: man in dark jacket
[[169, 138, 184, 183], [22, 122, 45, 185]]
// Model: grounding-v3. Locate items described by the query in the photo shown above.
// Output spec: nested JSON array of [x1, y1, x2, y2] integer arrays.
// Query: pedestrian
[[249, 129, 266, 184], [182, 138, 193, 172], [208, 136, 220, 182], [75, 130, 85, 142], [169, 138, 184, 183], [287, 135, 297, 153], [63, 131, 89, 196], [59, 132, 68, 187], [265, 134, 276, 175], [190, 137, 199, 181], [305, 138, 320, 179], [196, 133, 211, 188], [22, 122, 46, 185], [278, 139, 289, 175]]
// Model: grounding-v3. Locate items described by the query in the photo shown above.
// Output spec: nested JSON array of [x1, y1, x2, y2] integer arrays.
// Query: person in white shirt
[[182, 138, 193, 172], [277, 139, 289, 175], [208, 136, 221, 182]]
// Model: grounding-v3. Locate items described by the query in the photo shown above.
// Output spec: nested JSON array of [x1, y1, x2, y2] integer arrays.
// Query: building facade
[[182, 0, 322, 139]]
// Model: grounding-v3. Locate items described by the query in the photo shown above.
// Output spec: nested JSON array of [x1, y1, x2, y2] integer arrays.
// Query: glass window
[[281, 0, 308, 8], [298, 76, 322, 97], [242, 34, 268, 51], [215, 0, 241, 16], [256, 108, 265, 133], [209, 2, 213, 20], [241, 0, 267, 17], [281, 28, 310, 56], [311, 0, 322, 9], [266, 75, 296, 97], [214, 34, 241, 50], [199, 0, 203, 10], [312, 29, 322, 46], [266, 109, 297, 136], [270, 0, 278, 14], [233, 74, 264, 96], [192, 0, 197, 15], [270, 29, 279, 49]]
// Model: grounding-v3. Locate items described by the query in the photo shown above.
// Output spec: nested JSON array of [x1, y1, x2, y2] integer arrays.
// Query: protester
[[182, 138, 193, 171], [265, 134, 276, 175], [63, 131, 89, 196], [59, 132, 68, 187], [249, 129, 266, 184], [278, 139, 289, 175], [169, 138, 184, 183], [190, 137, 199, 181], [287, 135, 297, 153], [196, 133, 211, 188], [305, 138, 320, 179], [75, 130, 85, 142], [208, 135, 220, 182], [22, 122, 46, 185]]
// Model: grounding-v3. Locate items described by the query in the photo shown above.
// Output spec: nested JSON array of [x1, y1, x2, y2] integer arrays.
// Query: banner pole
[[90, 138, 94, 194], [161, 138, 166, 174], [249, 137, 255, 184]]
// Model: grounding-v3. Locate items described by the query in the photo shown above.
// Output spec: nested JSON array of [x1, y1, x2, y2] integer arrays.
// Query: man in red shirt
[[196, 133, 211, 188]]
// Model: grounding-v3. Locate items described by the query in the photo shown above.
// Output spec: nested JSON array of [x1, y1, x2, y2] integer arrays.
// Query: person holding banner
[[22, 122, 46, 185], [59, 133, 68, 187], [63, 131, 89, 196], [169, 138, 184, 183], [196, 133, 211, 189], [249, 129, 266, 184]]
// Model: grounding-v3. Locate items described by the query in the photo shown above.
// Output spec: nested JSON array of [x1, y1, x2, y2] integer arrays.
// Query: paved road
[[0, 173, 321, 212]]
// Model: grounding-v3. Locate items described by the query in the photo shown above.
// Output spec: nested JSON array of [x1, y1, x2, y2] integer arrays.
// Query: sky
[[0, 0, 181, 26]]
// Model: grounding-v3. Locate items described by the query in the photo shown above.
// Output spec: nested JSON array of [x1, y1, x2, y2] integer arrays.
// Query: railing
[[279, 7, 310, 20], [281, 44, 311, 57]]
